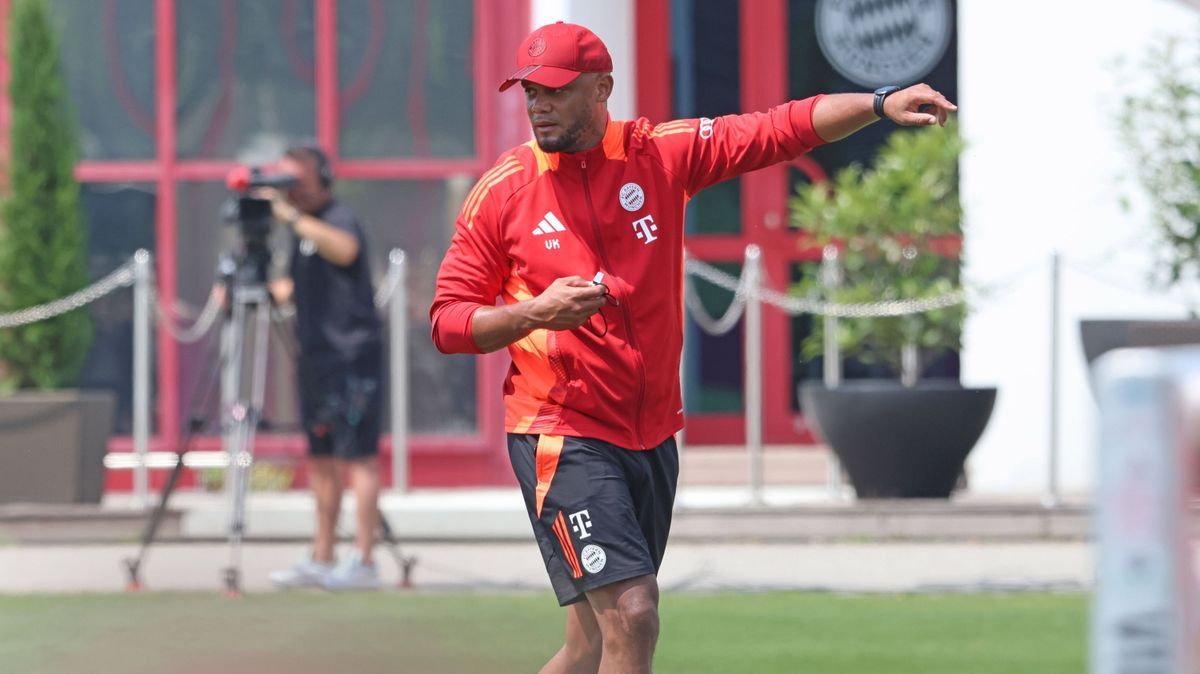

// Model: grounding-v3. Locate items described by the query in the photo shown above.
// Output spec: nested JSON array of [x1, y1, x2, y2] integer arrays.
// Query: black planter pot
[[800, 381, 997, 499], [0, 390, 116, 504]]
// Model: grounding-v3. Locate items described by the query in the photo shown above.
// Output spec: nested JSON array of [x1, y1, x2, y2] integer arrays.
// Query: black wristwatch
[[873, 85, 901, 120]]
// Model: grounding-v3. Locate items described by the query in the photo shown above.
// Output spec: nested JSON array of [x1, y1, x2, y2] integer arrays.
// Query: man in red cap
[[432, 21, 955, 674]]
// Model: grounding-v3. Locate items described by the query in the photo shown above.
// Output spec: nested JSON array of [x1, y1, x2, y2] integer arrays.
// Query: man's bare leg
[[587, 575, 660, 674], [346, 456, 380, 565], [309, 456, 341, 563], [540, 601, 604, 674]]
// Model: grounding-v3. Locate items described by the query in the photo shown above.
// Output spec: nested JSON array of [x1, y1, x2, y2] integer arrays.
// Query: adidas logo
[[532, 211, 567, 236]]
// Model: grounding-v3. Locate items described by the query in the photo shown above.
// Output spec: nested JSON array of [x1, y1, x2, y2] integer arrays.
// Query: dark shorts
[[298, 350, 382, 460], [508, 433, 680, 606]]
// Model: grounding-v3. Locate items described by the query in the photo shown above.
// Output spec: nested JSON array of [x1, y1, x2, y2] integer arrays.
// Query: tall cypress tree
[[0, 0, 91, 390]]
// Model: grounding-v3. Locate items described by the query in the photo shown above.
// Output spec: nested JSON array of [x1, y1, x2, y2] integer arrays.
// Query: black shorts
[[508, 433, 679, 606], [298, 350, 382, 460]]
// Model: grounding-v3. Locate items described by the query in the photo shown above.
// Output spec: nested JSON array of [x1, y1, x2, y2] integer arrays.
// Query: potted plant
[[793, 121, 995, 499], [0, 0, 114, 504], [1081, 34, 1200, 366]]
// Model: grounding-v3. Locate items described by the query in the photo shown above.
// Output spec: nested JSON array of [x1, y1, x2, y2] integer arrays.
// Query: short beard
[[536, 103, 594, 153]]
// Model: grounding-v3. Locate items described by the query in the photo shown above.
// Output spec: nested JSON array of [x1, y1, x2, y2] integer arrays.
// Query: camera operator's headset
[[291, 144, 334, 189]]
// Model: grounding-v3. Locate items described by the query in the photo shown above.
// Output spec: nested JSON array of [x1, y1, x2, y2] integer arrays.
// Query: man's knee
[[613, 589, 660, 642]]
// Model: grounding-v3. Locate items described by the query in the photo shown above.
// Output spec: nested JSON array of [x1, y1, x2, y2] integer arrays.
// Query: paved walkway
[[0, 541, 1094, 594]]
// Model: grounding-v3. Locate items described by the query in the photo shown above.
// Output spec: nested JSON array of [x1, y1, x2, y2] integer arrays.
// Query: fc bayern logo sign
[[815, 0, 952, 89]]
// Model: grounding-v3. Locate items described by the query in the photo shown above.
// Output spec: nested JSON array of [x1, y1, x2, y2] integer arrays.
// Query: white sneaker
[[320, 552, 381, 591], [269, 556, 334, 589]]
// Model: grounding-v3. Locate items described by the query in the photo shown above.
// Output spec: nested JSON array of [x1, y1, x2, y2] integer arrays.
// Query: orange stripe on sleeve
[[649, 127, 695, 139], [534, 435, 565, 518], [460, 161, 510, 217], [651, 120, 691, 132], [460, 157, 520, 220], [465, 164, 523, 227]]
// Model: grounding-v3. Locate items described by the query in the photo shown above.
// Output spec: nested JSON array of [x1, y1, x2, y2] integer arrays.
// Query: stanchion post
[[744, 245, 764, 505], [820, 245, 845, 498], [1045, 251, 1062, 508], [388, 250, 409, 494], [132, 250, 153, 508]]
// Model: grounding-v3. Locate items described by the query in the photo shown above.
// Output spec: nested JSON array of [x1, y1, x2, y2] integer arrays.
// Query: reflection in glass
[[339, 179, 477, 434], [672, 0, 742, 236], [338, 0, 475, 158], [78, 183, 156, 433], [48, 0, 155, 159], [686, 262, 744, 413], [176, 0, 315, 160]]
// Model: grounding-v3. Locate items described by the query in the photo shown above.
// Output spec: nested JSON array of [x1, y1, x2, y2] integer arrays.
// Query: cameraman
[[261, 145, 384, 591]]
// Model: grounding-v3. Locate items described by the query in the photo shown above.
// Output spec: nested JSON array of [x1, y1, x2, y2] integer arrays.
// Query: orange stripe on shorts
[[553, 511, 583, 579], [534, 435, 565, 518]]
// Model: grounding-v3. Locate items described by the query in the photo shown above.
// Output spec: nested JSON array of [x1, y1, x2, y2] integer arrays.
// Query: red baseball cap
[[498, 22, 613, 92]]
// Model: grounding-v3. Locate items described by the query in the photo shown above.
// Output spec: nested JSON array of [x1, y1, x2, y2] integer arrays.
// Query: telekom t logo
[[569, 509, 593, 539], [632, 215, 658, 244]]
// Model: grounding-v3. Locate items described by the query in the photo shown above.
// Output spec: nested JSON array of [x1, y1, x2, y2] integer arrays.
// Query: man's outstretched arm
[[812, 84, 957, 142]]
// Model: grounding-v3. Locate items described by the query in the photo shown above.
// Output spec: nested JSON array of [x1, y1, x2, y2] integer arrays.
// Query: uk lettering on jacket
[[432, 101, 827, 450]]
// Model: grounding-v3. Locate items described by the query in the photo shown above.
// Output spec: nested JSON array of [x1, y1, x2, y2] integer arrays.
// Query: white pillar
[[529, 0, 636, 120]]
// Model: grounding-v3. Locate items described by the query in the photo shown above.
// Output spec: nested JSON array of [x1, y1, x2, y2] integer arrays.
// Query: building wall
[[528, 0, 635, 120], [959, 0, 1199, 494]]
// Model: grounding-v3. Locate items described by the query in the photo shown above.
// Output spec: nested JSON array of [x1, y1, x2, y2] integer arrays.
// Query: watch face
[[816, 0, 953, 88]]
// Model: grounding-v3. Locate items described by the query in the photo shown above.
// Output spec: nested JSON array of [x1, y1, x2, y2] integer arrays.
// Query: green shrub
[[0, 0, 91, 390], [790, 122, 964, 379], [1118, 34, 1200, 289]]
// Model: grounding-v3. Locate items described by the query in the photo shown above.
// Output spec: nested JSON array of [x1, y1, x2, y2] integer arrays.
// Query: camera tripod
[[123, 273, 416, 595]]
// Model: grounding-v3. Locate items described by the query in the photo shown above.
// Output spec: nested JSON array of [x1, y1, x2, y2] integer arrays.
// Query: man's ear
[[595, 73, 614, 103]]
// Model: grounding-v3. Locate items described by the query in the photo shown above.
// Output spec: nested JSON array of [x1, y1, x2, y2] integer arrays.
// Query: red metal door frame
[[636, 0, 822, 445], [0, 0, 529, 488]]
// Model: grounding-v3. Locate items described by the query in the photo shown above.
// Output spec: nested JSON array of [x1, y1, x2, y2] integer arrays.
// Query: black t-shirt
[[289, 199, 381, 361]]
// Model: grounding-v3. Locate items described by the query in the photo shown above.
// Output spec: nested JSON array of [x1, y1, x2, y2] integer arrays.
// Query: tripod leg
[[377, 512, 416, 589], [124, 320, 225, 592], [223, 289, 272, 596], [124, 456, 186, 591]]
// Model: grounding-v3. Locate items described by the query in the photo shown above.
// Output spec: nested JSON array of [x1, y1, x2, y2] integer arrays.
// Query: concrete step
[[0, 489, 1103, 544], [0, 502, 182, 543]]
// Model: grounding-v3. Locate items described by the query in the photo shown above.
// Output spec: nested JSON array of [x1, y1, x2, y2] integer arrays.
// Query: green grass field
[[0, 591, 1086, 674]]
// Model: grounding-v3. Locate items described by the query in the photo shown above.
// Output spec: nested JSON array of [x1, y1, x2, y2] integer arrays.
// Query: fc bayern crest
[[619, 183, 645, 212], [815, 0, 953, 89], [581, 545, 607, 574]]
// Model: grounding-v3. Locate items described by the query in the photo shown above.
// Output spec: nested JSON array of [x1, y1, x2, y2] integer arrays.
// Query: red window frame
[[0, 0, 532, 488], [637, 0, 823, 446]]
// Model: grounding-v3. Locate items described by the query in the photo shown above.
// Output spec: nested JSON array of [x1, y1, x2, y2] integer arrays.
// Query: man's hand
[[253, 187, 301, 226], [528, 276, 608, 330], [469, 276, 608, 353], [882, 84, 957, 127], [269, 278, 295, 307]]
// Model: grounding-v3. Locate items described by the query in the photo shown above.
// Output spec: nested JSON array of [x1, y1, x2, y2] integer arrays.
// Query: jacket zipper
[[579, 158, 647, 449]]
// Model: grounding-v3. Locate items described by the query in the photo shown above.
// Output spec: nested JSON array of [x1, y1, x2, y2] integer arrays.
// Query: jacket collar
[[533, 117, 625, 171]]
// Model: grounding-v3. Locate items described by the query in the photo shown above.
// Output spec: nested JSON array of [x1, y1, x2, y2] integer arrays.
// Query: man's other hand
[[252, 187, 301, 225], [883, 84, 957, 127], [530, 276, 608, 330]]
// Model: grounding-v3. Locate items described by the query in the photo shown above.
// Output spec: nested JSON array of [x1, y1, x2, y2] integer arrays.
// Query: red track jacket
[[431, 96, 827, 450]]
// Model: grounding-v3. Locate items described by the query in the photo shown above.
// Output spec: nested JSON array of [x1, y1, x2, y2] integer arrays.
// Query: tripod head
[[220, 165, 296, 289]]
